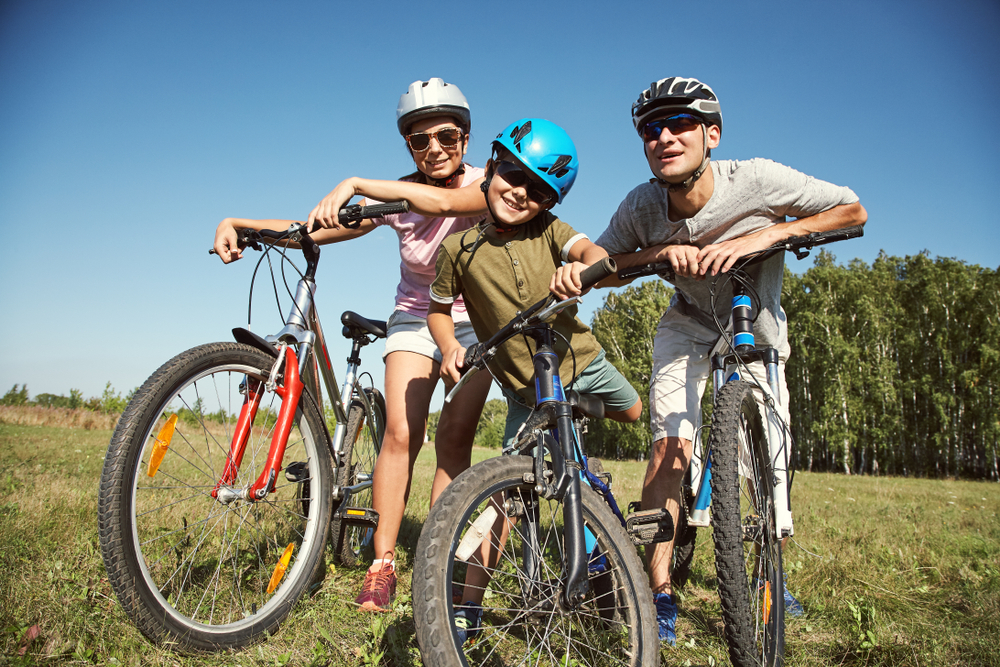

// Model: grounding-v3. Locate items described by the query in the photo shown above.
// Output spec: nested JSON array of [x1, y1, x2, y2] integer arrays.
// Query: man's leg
[[642, 436, 693, 596]]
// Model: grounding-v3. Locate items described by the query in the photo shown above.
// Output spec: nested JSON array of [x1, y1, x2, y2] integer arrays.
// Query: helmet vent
[[547, 155, 572, 175], [511, 121, 532, 152]]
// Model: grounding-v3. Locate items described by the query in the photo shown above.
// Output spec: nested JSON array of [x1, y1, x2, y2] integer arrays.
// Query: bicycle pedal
[[338, 507, 379, 529], [284, 461, 309, 483], [625, 508, 674, 546]]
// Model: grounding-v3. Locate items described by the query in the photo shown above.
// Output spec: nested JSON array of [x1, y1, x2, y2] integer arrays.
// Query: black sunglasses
[[405, 127, 464, 152], [495, 160, 555, 205], [639, 113, 703, 142]]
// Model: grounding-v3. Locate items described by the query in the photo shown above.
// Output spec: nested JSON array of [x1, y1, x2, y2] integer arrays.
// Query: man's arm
[[597, 243, 705, 287], [696, 201, 867, 276]]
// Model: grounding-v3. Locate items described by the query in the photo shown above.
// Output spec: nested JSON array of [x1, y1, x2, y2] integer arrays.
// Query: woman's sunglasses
[[639, 113, 703, 142], [495, 160, 555, 205], [405, 127, 464, 152]]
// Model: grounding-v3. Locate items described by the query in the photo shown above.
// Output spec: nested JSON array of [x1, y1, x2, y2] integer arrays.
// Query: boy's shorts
[[383, 310, 479, 364], [650, 308, 789, 443], [502, 350, 640, 447]]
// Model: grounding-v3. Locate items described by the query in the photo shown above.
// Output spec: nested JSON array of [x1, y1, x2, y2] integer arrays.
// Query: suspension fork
[[212, 346, 304, 502], [528, 326, 589, 607]]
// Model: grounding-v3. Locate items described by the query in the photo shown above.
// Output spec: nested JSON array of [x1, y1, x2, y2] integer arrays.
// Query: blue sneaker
[[783, 578, 804, 617], [454, 602, 483, 645], [653, 593, 677, 646]]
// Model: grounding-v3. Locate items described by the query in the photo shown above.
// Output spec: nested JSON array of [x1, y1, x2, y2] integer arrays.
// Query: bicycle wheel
[[98, 343, 333, 651], [413, 455, 658, 667], [709, 380, 784, 667], [330, 388, 384, 567]]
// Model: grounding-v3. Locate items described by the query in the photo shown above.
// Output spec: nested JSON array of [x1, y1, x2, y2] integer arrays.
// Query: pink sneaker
[[355, 559, 396, 612]]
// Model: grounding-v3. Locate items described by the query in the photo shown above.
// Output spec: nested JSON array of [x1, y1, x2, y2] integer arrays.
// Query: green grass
[[0, 422, 998, 666]]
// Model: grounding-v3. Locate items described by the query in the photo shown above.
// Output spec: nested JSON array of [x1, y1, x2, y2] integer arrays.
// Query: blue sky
[[1, 0, 998, 409]]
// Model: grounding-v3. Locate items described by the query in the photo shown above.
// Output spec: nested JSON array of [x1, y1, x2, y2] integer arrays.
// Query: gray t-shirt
[[596, 158, 859, 357]]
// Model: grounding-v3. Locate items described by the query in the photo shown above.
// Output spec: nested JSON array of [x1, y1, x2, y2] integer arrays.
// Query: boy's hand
[[439, 343, 467, 384], [550, 261, 589, 299], [214, 219, 242, 264]]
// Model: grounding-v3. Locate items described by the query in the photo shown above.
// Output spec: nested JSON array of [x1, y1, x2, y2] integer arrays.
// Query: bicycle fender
[[233, 327, 279, 358]]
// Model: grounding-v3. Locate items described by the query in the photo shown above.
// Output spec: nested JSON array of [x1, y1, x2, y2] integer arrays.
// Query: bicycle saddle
[[341, 311, 388, 339], [568, 390, 605, 420]]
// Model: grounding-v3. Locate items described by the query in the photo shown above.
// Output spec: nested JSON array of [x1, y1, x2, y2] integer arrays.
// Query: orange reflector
[[147, 414, 178, 478], [267, 543, 295, 594], [763, 581, 772, 621], [346, 509, 366, 516]]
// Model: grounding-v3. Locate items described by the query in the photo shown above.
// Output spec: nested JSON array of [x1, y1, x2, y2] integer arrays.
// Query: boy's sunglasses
[[405, 127, 464, 152], [639, 113, 703, 142], [495, 160, 555, 205]]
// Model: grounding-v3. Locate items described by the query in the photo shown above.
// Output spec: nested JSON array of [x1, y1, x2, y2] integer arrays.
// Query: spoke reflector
[[455, 505, 498, 562], [147, 414, 178, 478], [267, 543, 295, 594], [763, 580, 772, 622]]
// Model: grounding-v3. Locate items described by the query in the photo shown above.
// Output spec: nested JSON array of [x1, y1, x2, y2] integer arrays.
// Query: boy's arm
[[427, 301, 465, 384], [308, 177, 488, 230], [549, 238, 610, 299], [696, 201, 867, 276], [213, 216, 374, 264]]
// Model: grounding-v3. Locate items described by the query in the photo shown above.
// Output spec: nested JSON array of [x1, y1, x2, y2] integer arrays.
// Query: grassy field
[[1, 408, 998, 666]]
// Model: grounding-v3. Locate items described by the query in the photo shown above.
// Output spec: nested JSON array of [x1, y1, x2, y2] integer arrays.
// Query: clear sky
[[1, 0, 998, 409]]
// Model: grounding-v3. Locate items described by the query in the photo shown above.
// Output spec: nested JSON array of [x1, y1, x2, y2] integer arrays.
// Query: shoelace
[[362, 557, 394, 593]]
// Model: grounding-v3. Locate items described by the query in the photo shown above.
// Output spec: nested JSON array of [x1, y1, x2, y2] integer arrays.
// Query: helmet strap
[[425, 163, 466, 188], [479, 169, 518, 234]]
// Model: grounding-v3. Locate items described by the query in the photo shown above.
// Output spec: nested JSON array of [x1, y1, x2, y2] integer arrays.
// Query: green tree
[[1, 384, 29, 406], [589, 280, 674, 459]]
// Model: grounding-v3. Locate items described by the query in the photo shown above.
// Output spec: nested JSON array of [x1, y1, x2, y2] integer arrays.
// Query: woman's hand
[[307, 177, 359, 231], [213, 219, 242, 263]]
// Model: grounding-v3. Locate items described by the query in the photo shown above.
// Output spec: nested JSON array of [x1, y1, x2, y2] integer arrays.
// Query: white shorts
[[650, 308, 789, 442], [382, 310, 479, 365]]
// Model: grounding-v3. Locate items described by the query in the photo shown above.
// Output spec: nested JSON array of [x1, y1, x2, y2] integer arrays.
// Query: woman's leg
[[370, 350, 438, 561]]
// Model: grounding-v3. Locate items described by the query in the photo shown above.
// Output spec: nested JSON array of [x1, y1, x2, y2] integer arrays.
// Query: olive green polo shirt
[[431, 212, 603, 405]]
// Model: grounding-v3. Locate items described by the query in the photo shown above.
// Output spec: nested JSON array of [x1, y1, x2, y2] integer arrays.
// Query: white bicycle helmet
[[396, 78, 471, 136], [632, 77, 722, 135]]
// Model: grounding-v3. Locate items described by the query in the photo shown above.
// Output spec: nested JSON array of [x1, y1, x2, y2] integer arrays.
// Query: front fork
[[212, 346, 304, 502]]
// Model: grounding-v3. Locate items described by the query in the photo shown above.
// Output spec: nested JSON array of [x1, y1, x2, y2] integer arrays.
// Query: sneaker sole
[[357, 599, 393, 613]]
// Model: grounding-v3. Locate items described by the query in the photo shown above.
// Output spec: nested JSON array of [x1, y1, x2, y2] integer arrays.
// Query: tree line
[[587, 251, 998, 481]]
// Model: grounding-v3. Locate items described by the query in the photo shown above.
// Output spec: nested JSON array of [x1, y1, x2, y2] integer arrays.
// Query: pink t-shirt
[[371, 164, 486, 321]]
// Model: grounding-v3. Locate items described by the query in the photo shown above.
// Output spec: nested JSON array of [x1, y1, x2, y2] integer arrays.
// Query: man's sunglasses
[[495, 160, 555, 205], [639, 113, 703, 142], [405, 127, 464, 152]]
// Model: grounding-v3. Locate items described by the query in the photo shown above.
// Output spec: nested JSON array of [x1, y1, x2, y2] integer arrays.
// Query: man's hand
[[659, 244, 705, 279], [213, 219, 242, 263], [696, 227, 777, 276]]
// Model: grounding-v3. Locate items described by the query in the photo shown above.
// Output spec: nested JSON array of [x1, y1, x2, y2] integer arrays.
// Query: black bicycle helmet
[[632, 77, 723, 136]]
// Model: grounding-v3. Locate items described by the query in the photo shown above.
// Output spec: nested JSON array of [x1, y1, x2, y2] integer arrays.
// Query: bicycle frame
[[214, 232, 382, 506]]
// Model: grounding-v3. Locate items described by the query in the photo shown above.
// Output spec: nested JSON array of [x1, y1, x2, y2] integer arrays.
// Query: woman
[[214, 78, 493, 612]]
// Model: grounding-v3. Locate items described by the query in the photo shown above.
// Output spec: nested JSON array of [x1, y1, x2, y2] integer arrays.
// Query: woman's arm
[[308, 176, 488, 229], [213, 216, 374, 263]]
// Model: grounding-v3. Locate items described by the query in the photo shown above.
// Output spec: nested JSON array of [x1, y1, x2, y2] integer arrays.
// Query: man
[[596, 77, 867, 644]]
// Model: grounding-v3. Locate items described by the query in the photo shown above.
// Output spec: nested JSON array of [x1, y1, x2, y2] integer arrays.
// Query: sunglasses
[[405, 127, 464, 152], [495, 160, 555, 205], [639, 113, 703, 142]]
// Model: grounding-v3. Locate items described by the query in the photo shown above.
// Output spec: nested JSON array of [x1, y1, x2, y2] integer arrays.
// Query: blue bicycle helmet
[[491, 119, 578, 204]]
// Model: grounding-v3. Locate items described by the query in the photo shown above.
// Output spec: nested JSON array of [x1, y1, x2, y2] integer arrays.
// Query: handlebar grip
[[462, 343, 484, 371], [579, 257, 618, 290]]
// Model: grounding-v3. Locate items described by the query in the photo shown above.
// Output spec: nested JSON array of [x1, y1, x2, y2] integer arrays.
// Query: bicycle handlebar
[[616, 224, 864, 282], [209, 201, 411, 255]]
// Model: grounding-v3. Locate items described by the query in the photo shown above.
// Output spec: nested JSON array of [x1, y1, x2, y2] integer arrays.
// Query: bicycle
[[412, 258, 668, 667], [617, 224, 865, 667], [97, 201, 408, 651]]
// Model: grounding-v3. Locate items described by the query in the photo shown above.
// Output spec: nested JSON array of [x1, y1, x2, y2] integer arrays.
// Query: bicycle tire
[[671, 487, 698, 590], [330, 388, 385, 567], [413, 455, 659, 667], [709, 380, 785, 667], [97, 343, 333, 651]]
